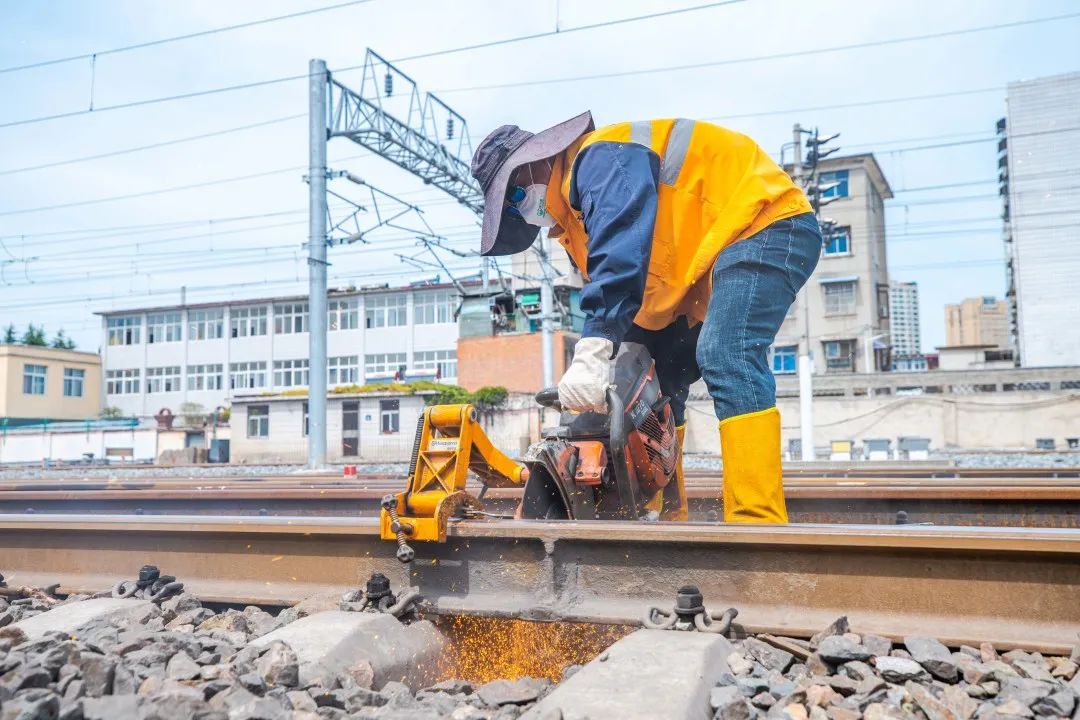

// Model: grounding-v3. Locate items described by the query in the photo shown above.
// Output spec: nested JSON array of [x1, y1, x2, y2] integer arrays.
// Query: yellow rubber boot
[[719, 407, 789, 523], [660, 424, 688, 521]]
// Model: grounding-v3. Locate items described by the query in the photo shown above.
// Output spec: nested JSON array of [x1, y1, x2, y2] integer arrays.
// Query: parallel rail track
[[2, 474, 1078, 526], [2, 514, 1078, 653]]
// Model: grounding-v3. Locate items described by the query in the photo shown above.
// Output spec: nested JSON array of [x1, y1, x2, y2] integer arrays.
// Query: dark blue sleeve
[[570, 141, 659, 347]]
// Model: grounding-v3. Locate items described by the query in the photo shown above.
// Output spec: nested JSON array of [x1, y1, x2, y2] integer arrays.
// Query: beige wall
[[776, 154, 892, 374], [945, 297, 1008, 349], [0, 345, 102, 421]]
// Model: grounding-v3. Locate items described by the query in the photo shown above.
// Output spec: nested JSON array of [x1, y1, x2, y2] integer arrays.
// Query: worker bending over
[[470, 113, 820, 523]]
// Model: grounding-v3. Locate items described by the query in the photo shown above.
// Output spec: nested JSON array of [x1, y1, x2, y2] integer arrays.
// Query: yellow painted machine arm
[[379, 404, 528, 560]]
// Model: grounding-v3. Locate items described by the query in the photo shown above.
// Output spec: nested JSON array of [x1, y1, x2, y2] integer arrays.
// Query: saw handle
[[535, 387, 562, 411]]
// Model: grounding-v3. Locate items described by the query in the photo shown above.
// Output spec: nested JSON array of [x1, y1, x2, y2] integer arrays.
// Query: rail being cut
[[1, 514, 1078, 653]]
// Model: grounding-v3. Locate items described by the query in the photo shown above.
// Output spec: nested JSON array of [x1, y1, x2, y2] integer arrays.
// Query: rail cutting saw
[[380, 343, 685, 562]]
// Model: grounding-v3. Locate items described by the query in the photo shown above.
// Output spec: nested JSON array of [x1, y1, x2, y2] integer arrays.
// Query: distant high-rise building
[[888, 281, 920, 358], [944, 296, 1008, 349], [1001, 71, 1080, 367]]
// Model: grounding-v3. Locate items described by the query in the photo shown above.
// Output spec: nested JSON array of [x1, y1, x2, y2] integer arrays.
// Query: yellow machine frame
[[379, 404, 528, 544]]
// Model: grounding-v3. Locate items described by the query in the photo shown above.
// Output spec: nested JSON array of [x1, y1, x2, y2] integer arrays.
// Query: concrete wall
[[0, 345, 102, 421], [685, 366, 1080, 453], [0, 425, 158, 464]]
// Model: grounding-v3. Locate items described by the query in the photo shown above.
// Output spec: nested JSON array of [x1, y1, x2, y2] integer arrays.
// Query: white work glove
[[558, 337, 614, 414]]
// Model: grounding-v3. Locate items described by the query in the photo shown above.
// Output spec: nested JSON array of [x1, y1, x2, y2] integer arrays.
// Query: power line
[[0, 71, 311, 131], [0, 114, 304, 176], [705, 87, 1003, 122], [0, 0, 377, 75], [391, 1, 748, 63], [433, 12, 1080, 93], [0, 3, 745, 131]]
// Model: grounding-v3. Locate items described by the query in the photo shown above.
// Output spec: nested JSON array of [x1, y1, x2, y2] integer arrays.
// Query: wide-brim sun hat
[[471, 111, 594, 256]]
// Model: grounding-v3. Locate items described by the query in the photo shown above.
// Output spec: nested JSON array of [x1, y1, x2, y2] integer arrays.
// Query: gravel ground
[[0, 590, 549, 720], [714, 618, 1080, 720]]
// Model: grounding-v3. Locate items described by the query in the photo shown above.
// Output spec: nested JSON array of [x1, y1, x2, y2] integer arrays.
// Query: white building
[[229, 391, 430, 463], [1003, 71, 1080, 367], [98, 283, 461, 419], [888, 281, 921, 358]]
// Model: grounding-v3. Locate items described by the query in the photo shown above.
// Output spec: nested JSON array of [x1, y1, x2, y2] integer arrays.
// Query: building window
[[63, 368, 85, 397], [247, 405, 269, 438], [189, 309, 224, 341], [824, 340, 856, 373], [230, 307, 267, 338], [365, 295, 407, 328], [380, 399, 400, 434], [22, 364, 46, 395], [823, 227, 851, 256], [823, 281, 857, 315], [365, 352, 406, 378], [230, 361, 267, 390], [106, 368, 140, 395], [146, 366, 182, 393], [770, 346, 797, 375], [328, 355, 359, 385], [414, 349, 457, 379], [273, 359, 309, 387], [414, 291, 457, 325], [274, 303, 309, 334], [107, 316, 140, 346], [188, 364, 224, 391], [146, 312, 182, 343], [328, 299, 359, 331], [302, 402, 309, 437], [819, 169, 849, 198], [877, 284, 890, 319]]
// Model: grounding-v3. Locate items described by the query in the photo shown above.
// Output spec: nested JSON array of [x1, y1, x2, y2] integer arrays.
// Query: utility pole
[[792, 124, 815, 462], [307, 59, 329, 469], [539, 233, 555, 389]]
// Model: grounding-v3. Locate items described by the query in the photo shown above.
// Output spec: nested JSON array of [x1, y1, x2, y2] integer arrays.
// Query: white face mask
[[508, 162, 555, 227]]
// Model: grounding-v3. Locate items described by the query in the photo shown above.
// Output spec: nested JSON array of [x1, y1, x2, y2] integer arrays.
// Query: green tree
[[100, 406, 124, 419], [51, 329, 76, 350], [2, 324, 15, 344], [21, 324, 46, 346]]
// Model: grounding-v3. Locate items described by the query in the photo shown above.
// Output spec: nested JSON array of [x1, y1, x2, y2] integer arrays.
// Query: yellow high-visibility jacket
[[545, 118, 811, 330]]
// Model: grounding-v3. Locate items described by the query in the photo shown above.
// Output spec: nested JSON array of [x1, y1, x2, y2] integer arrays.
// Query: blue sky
[[0, 0, 1077, 351]]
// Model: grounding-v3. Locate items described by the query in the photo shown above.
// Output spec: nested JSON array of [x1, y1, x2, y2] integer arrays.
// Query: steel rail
[[1, 482, 1077, 527], [1, 514, 1078, 653]]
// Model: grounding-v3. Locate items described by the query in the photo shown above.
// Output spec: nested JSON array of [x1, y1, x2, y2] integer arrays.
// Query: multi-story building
[[98, 283, 461, 419], [888, 281, 921, 359], [1001, 71, 1080, 367], [773, 153, 893, 374], [944, 296, 1009, 349], [0, 345, 101, 425]]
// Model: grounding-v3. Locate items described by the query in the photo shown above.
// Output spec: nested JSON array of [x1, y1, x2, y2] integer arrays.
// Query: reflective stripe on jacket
[[545, 118, 812, 331]]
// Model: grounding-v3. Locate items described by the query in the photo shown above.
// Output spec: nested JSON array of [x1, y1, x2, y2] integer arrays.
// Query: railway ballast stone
[[0, 589, 555, 720], [712, 619, 1080, 720]]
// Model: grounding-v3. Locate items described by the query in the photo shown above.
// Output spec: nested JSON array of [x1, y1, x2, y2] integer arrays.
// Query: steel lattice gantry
[[327, 50, 483, 216]]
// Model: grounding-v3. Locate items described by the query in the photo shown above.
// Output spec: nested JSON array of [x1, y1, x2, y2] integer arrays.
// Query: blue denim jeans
[[624, 212, 822, 424]]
